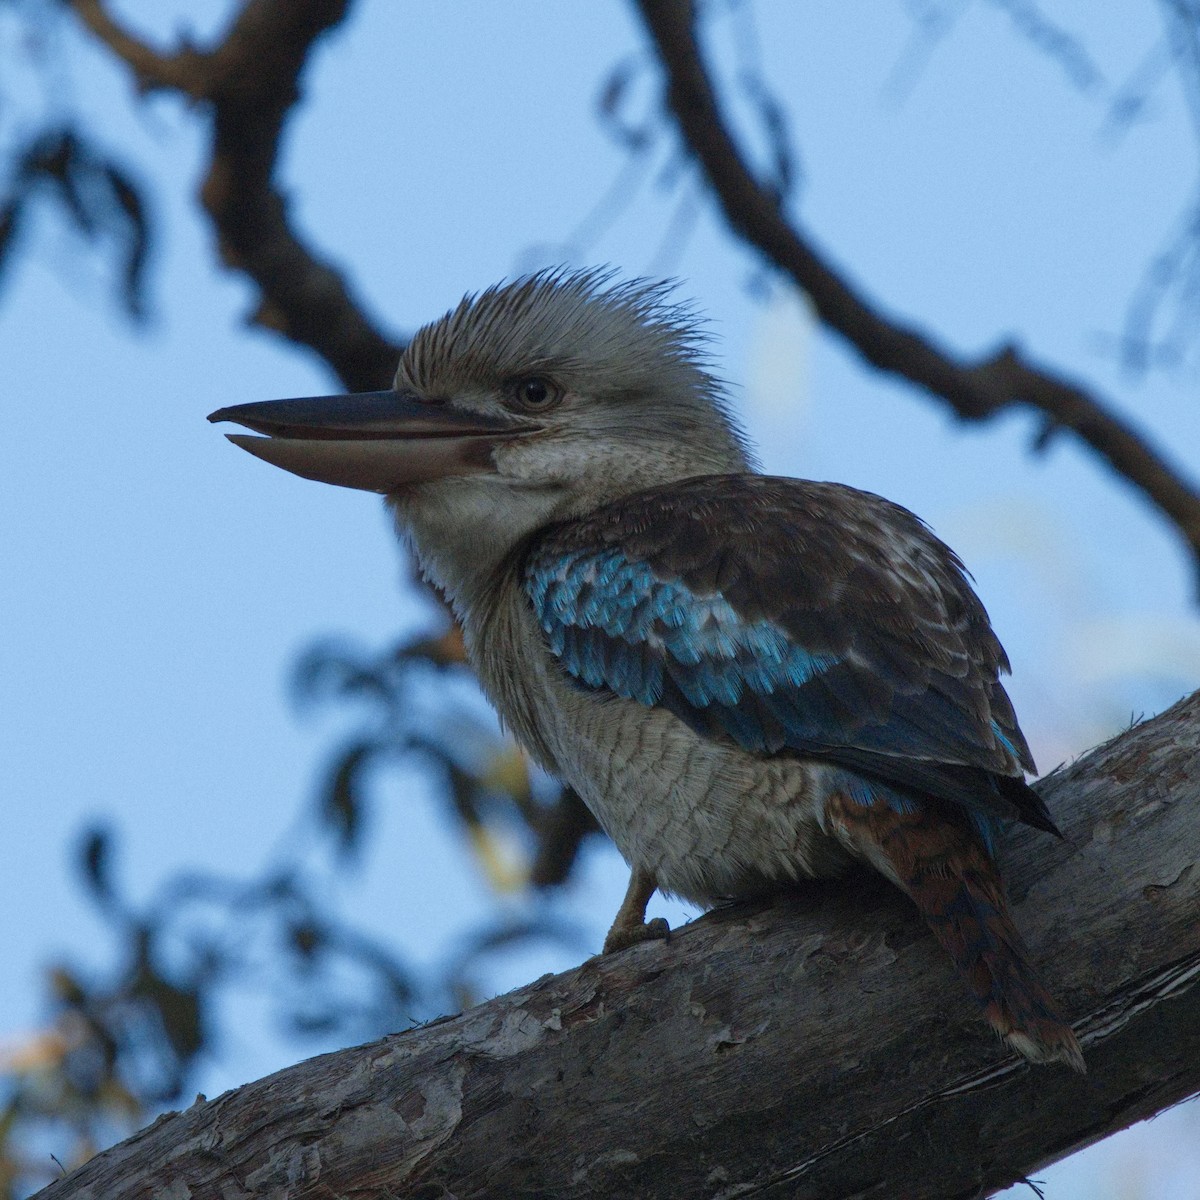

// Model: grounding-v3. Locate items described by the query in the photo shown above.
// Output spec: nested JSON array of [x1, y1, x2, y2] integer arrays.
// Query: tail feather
[[828, 790, 1084, 1072]]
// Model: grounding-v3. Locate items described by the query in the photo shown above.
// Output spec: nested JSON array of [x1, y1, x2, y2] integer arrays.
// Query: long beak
[[208, 390, 537, 493]]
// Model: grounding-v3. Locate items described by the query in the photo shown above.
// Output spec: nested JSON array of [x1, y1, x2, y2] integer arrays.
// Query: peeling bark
[[38, 692, 1200, 1199]]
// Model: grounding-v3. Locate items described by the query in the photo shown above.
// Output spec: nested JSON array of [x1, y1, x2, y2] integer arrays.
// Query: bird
[[210, 269, 1083, 1070]]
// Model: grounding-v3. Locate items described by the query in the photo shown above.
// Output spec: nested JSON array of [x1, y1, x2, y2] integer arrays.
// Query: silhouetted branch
[[35, 692, 1200, 1199], [68, 0, 211, 96], [635, 0, 1200, 591], [68, 0, 401, 389]]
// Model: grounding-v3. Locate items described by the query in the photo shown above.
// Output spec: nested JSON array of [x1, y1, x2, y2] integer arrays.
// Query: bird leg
[[602, 865, 669, 954]]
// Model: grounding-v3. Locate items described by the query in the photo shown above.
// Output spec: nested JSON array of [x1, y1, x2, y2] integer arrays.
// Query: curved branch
[[635, 0, 1200, 591], [68, 0, 211, 96], [68, 0, 402, 390], [35, 692, 1200, 1199]]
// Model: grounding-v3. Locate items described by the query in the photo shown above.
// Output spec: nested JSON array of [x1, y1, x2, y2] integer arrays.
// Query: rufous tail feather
[[829, 793, 1085, 1072]]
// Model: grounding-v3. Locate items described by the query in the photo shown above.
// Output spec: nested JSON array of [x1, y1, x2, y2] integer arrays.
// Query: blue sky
[[2, 2, 1199, 1194]]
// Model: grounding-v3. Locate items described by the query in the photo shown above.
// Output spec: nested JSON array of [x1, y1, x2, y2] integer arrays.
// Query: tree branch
[[635, 0, 1200, 592], [36, 691, 1200, 1199], [68, 0, 212, 96], [68, 0, 402, 390]]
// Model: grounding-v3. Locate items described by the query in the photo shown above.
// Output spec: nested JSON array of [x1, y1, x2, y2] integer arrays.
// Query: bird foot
[[602, 916, 670, 955]]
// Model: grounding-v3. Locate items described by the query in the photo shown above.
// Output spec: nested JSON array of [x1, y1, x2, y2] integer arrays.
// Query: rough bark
[[37, 690, 1200, 1199]]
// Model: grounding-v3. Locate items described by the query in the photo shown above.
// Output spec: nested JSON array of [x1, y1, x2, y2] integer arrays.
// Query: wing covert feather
[[524, 475, 1054, 831]]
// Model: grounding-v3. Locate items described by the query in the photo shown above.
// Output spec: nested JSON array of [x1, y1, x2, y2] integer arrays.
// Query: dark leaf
[[48, 964, 88, 1007], [289, 919, 323, 959], [444, 759, 482, 828], [101, 163, 151, 320], [288, 1011, 339, 1036], [43, 131, 95, 236], [78, 825, 117, 910], [291, 639, 393, 709], [446, 915, 585, 1001], [0, 199, 20, 277], [3, 126, 153, 321], [596, 54, 657, 153], [738, 70, 797, 201], [320, 740, 377, 859], [135, 971, 205, 1067], [529, 788, 600, 888]]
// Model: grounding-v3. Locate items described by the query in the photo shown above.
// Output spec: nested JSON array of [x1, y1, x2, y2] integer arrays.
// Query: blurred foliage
[[0, 126, 151, 320], [0, 622, 593, 1197], [292, 625, 599, 887], [1, 0, 153, 324]]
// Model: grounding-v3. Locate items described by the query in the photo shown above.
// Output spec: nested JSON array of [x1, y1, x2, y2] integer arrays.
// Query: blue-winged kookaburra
[[211, 270, 1082, 1069]]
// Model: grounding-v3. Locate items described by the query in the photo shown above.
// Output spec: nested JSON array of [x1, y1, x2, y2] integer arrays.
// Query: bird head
[[210, 270, 752, 603]]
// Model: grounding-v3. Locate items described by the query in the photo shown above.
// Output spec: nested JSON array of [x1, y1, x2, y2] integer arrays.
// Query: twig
[[69, 0, 211, 96], [68, 0, 402, 390]]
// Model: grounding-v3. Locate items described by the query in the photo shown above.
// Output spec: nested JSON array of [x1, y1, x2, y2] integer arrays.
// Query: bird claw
[[602, 916, 670, 955]]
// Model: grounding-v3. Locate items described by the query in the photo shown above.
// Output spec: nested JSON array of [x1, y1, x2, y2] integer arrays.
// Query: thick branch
[[635, 0, 1200, 589], [69, 0, 401, 390], [38, 691, 1200, 1199]]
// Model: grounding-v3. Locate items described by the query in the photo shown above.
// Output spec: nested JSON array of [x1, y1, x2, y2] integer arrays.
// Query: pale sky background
[[3, 2, 1200, 1196]]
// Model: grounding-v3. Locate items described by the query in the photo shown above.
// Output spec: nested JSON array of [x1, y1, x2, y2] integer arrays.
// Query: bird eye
[[511, 377, 561, 412]]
